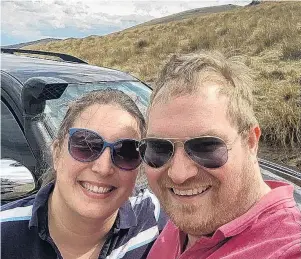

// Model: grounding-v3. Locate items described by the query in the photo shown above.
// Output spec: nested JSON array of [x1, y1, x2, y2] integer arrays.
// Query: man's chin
[[161, 202, 213, 234], [169, 213, 216, 237]]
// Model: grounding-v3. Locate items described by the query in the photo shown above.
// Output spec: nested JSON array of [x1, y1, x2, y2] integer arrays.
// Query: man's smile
[[171, 186, 212, 196]]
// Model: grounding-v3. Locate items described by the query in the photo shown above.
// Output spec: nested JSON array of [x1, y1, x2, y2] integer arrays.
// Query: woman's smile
[[78, 180, 117, 199]]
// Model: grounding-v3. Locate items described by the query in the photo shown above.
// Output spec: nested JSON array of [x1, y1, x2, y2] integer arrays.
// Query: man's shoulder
[[219, 203, 301, 259], [256, 185, 301, 229], [257, 200, 301, 235]]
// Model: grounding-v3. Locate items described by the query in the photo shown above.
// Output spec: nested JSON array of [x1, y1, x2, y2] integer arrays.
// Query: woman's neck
[[48, 188, 117, 258]]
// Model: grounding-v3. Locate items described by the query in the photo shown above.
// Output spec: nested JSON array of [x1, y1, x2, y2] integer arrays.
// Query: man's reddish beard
[[155, 172, 219, 235], [153, 158, 259, 236]]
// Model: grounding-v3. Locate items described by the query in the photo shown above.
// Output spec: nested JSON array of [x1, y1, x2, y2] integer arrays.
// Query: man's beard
[[156, 157, 260, 236]]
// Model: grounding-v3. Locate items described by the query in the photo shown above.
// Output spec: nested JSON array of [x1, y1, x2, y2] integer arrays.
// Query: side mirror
[[22, 77, 68, 116], [1, 159, 36, 203]]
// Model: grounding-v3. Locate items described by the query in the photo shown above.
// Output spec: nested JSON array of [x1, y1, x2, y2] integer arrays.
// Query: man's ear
[[52, 140, 61, 171], [247, 125, 261, 157]]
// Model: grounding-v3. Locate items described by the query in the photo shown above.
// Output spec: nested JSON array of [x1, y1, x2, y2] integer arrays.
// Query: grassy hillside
[[25, 2, 301, 168], [130, 4, 239, 28], [3, 38, 61, 49]]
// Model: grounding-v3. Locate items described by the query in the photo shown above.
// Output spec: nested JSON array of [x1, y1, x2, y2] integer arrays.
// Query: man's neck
[[48, 188, 117, 258], [185, 235, 200, 251]]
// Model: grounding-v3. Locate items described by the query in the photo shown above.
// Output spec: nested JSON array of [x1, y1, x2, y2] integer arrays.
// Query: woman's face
[[52, 104, 141, 220]]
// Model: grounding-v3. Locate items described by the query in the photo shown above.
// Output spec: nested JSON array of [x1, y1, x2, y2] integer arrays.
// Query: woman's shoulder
[[1, 194, 36, 218], [129, 189, 168, 231], [1, 194, 36, 241], [130, 188, 158, 205], [105, 190, 168, 258], [0, 194, 48, 258]]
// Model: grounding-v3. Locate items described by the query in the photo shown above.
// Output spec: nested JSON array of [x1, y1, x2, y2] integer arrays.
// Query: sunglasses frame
[[68, 127, 141, 171], [138, 134, 240, 169]]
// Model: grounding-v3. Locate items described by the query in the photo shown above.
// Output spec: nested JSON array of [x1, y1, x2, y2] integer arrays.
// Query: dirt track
[[259, 143, 301, 171]]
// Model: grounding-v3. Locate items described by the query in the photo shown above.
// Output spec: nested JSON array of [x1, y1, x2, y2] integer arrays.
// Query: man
[[138, 51, 301, 259]]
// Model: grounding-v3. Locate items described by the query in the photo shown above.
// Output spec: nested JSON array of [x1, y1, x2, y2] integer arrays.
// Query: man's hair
[[149, 50, 258, 133]]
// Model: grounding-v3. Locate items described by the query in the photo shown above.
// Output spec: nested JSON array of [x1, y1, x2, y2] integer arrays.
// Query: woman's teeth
[[172, 186, 211, 196], [81, 182, 113, 194]]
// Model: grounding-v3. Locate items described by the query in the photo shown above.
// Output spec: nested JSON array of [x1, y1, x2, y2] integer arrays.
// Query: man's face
[[145, 81, 260, 236]]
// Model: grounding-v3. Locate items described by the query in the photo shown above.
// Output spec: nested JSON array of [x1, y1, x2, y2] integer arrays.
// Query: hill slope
[[131, 4, 239, 28], [3, 38, 61, 49], [25, 2, 301, 168]]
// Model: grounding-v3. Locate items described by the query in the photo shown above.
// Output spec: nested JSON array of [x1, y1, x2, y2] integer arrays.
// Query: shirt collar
[[28, 182, 54, 230], [28, 182, 138, 231], [219, 180, 295, 238]]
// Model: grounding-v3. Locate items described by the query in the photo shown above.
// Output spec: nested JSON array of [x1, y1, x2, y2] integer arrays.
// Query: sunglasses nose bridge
[[170, 141, 192, 164], [91, 142, 115, 175], [102, 141, 113, 151], [167, 145, 199, 185], [172, 141, 185, 153], [104, 141, 119, 160]]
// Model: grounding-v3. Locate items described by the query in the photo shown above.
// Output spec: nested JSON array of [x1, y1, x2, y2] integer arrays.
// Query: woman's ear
[[52, 140, 61, 171], [247, 125, 261, 157]]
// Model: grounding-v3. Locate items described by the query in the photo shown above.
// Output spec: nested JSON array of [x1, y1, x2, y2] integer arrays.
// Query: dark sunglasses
[[68, 128, 141, 170], [138, 136, 238, 169]]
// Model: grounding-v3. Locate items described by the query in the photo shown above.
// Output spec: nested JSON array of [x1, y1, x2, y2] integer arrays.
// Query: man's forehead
[[147, 92, 230, 137], [152, 83, 228, 111]]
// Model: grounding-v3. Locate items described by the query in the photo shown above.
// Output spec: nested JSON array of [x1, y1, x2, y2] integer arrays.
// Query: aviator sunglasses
[[138, 135, 241, 169], [68, 128, 141, 170]]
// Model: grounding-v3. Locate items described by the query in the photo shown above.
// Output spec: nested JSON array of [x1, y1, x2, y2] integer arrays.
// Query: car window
[[44, 81, 151, 135], [1, 100, 35, 169]]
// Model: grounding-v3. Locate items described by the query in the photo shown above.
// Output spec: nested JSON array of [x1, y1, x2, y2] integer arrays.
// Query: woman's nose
[[91, 147, 115, 176]]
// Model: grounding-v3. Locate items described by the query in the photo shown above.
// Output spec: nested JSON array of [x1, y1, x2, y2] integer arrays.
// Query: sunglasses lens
[[139, 139, 174, 168], [185, 137, 228, 168], [69, 129, 104, 162], [112, 140, 141, 170]]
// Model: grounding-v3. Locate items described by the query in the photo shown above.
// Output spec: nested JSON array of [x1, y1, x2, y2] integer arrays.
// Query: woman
[[1, 89, 167, 259]]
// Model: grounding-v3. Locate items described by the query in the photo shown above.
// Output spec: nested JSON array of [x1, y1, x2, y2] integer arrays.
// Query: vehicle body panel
[[1, 54, 137, 84]]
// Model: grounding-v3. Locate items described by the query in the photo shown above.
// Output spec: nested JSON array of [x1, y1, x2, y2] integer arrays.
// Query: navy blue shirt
[[1, 182, 168, 259]]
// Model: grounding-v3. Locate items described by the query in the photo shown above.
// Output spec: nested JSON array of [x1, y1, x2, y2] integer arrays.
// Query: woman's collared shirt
[[1, 182, 168, 259]]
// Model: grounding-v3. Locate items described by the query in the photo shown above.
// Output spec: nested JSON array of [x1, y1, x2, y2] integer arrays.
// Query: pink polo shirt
[[147, 181, 301, 259]]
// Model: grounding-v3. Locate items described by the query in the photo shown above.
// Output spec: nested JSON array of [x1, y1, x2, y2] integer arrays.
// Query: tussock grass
[[25, 2, 301, 154], [281, 39, 301, 60]]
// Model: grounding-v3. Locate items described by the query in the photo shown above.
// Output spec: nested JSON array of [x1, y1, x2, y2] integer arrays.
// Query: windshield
[[44, 81, 151, 135]]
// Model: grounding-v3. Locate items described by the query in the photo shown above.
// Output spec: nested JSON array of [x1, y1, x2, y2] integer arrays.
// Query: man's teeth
[[172, 186, 210, 196], [81, 182, 113, 194]]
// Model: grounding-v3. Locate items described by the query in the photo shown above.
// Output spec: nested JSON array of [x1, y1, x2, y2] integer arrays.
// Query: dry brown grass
[[24, 2, 301, 155]]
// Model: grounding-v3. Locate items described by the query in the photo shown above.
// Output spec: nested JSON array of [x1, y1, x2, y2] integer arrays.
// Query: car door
[[1, 99, 36, 176]]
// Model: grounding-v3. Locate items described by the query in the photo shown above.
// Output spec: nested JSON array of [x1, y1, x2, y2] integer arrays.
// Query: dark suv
[[1, 48, 151, 203], [1, 48, 301, 207]]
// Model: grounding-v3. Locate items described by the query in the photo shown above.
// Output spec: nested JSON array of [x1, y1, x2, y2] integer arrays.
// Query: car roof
[[1, 53, 137, 84]]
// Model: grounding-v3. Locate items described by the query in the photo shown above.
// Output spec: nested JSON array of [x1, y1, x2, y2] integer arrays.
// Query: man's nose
[[167, 146, 198, 185], [91, 147, 115, 176]]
